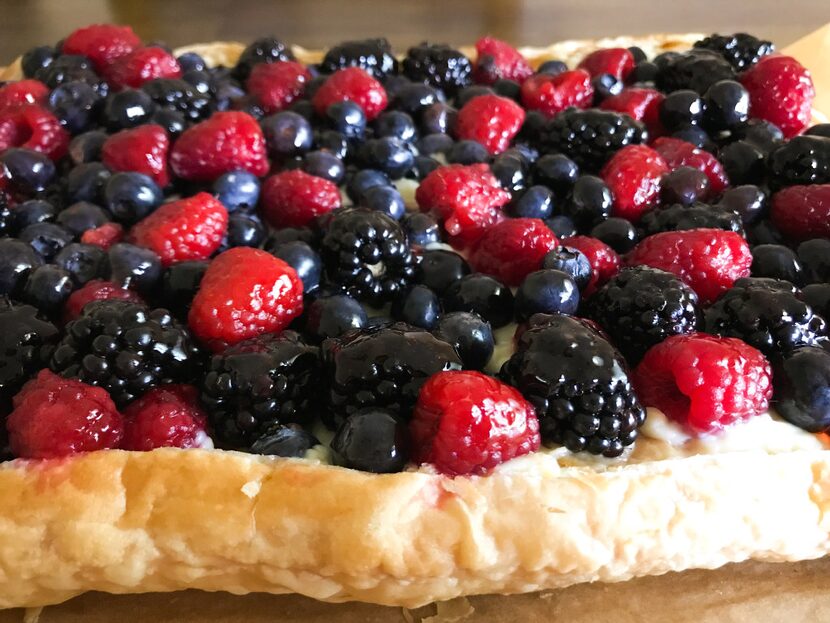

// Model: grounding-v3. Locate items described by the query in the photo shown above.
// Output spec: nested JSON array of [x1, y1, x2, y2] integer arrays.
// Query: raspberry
[[577, 47, 635, 81], [520, 70, 593, 118], [472, 36, 533, 85], [7, 369, 124, 459], [63, 279, 144, 323], [80, 222, 124, 250], [0, 105, 70, 160], [469, 218, 558, 286], [600, 144, 669, 221], [128, 192, 228, 266], [740, 55, 814, 139], [122, 384, 210, 451], [311, 67, 388, 121], [599, 88, 665, 137], [455, 94, 525, 155], [415, 163, 510, 246], [562, 235, 620, 296], [101, 124, 170, 187], [770, 184, 830, 241], [410, 370, 540, 475], [188, 247, 304, 349], [633, 333, 772, 435], [652, 137, 729, 196], [61, 23, 141, 72], [169, 111, 269, 182], [247, 60, 311, 114], [105, 46, 182, 89], [260, 169, 341, 228], [0, 80, 49, 112], [625, 229, 752, 304]]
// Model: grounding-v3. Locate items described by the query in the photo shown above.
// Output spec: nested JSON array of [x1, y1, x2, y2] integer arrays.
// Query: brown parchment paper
[[4, 22, 830, 623]]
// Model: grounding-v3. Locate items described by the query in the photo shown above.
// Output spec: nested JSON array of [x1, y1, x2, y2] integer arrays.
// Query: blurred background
[[0, 0, 828, 61]]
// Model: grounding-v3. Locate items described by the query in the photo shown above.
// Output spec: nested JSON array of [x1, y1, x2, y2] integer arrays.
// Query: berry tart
[[0, 24, 830, 612]]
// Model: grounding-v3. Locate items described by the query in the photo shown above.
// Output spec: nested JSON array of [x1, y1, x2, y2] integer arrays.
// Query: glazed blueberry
[[105, 172, 163, 224], [160, 260, 208, 317], [107, 242, 162, 293], [54, 242, 107, 285], [152, 109, 186, 137], [22, 265, 74, 315], [394, 83, 444, 115], [48, 80, 100, 134], [533, 154, 580, 196], [19, 223, 73, 261], [56, 202, 110, 236], [331, 409, 409, 473], [21, 45, 56, 78], [270, 241, 322, 292], [346, 168, 391, 203], [490, 153, 527, 193], [103, 89, 156, 130], [314, 130, 350, 159], [212, 170, 260, 212], [0, 238, 41, 295], [717, 185, 767, 224], [305, 294, 367, 341], [391, 285, 441, 329], [493, 78, 521, 101], [537, 59, 567, 75], [671, 125, 713, 150], [302, 150, 345, 184], [68, 130, 107, 164], [0, 148, 55, 194], [442, 273, 514, 328], [250, 425, 320, 458], [542, 246, 592, 291], [545, 214, 578, 238], [177, 51, 206, 72], [374, 111, 417, 141], [803, 283, 830, 320], [326, 100, 366, 139], [260, 111, 313, 158], [66, 162, 111, 203], [733, 119, 784, 152], [433, 311, 494, 370], [361, 185, 405, 220], [454, 85, 493, 108], [35, 54, 107, 97], [562, 175, 613, 229], [660, 166, 710, 206], [413, 156, 440, 179], [798, 239, 830, 285], [628, 46, 647, 62], [417, 133, 454, 156], [774, 347, 830, 432], [12, 200, 56, 231], [718, 140, 765, 186], [628, 60, 659, 83], [402, 212, 441, 247], [747, 219, 785, 247], [416, 249, 470, 294], [358, 137, 414, 179], [703, 80, 749, 131], [447, 139, 490, 165], [659, 90, 705, 130], [508, 185, 555, 219], [515, 269, 580, 320], [590, 217, 639, 254], [751, 244, 804, 286], [226, 212, 266, 248], [592, 73, 623, 104], [419, 102, 457, 134], [182, 68, 211, 94], [806, 124, 830, 139]]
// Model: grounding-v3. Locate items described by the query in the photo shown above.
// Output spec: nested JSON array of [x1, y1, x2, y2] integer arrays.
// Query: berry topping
[[0, 105, 70, 161], [312, 67, 388, 121], [577, 48, 635, 81], [600, 144, 669, 221], [770, 184, 830, 241], [260, 169, 341, 228], [773, 346, 830, 433], [122, 384, 209, 450], [472, 36, 533, 85], [652, 137, 729, 196], [740, 54, 814, 138], [402, 43, 472, 95], [247, 61, 312, 114], [332, 408, 409, 473], [469, 217, 558, 286], [520, 70, 593, 117], [61, 23, 140, 71], [562, 235, 620, 295], [101, 124, 170, 187], [455, 94, 525, 154]]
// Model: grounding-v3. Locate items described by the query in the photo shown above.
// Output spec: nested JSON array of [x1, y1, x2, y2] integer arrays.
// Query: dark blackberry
[[655, 50, 737, 95], [233, 36, 295, 80], [320, 208, 416, 306], [587, 266, 701, 363], [0, 300, 59, 414], [704, 278, 828, 360], [322, 322, 461, 428], [766, 135, 830, 190], [201, 332, 320, 450], [499, 313, 645, 457], [0, 193, 12, 237], [320, 38, 398, 79], [402, 43, 472, 96], [541, 108, 646, 171], [141, 78, 213, 123], [49, 299, 202, 407], [693, 33, 774, 71], [638, 202, 745, 237]]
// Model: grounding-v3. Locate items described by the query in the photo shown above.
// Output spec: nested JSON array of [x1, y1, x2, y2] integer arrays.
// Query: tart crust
[[1, 34, 830, 610]]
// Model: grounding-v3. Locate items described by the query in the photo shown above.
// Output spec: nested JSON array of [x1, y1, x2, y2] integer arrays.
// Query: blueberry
[[0, 238, 41, 295], [591, 73, 623, 104], [806, 124, 830, 139], [54, 242, 108, 285], [542, 246, 592, 291], [302, 150, 345, 184], [590, 217, 638, 254], [628, 46, 647, 63], [212, 82, 246, 112], [717, 185, 767, 224], [508, 185, 554, 219], [433, 311, 494, 370], [803, 284, 830, 320], [105, 172, 163, 224], [19, 222, 73, 261], [798, 239, 830, 284], [660, 166, 710, 206], [416, 249, 470, 294], [12, 199, 57, 230], [260, 110, 313, 158], [447, 139, 489, 165], [325, 100, 366, 139], [358, 137, 414, 179], [270, 241, 322, 292], [671, 125, 713, 150], [265, 226, 316, 249], [545, 214, 578, 238], [733, 119, 784, 152], [21, 45, 57, 78], [152, 109, 186, 137], [490, 153, 527, 193], [212, 170, 260, 212], [250, 424, 320, 458], [346, 168, 391, 203], [361, 185, 405, 220], [417, 132, 454, 156], [35, 55, 107, 97], [107, 242, 162, 292], [391, 285, 440, 329], [182, 69, 212, 94], [442, 273, 514, 328], [393, 83, 444, 115], [413, 156, 440, 179], [177, 52, 206, 73], [562, 175, 613, 229], [313, 129, 349, 159], [331, 408, 409, 473], [56, 201, 110, 235], [227, 212, 266, 249], [0, 148, 55, 194], [305, 294, 367, 341], [374, 110, 417, 141], [515, 269, 580, 320], [746, 219, 785, 247], [774, 347, 830, 432], [22, 265, 74, 315], [68, 130, 107, 164], [718, 140, 765, 185], [454, 85, 493, 108], [493, 78, 521, 101], [628, 61, 659, 83], [402, 212, 441, 247], [533, 154, 579, 196], [537, 60, 567, 75], [160, 260, 208, 317], [66, 162, 111, 203], [48, 80, 100, 134], [103, 89, 156, 130], [517, 110, 547, 145], [659, 90, 705, 130], [419, 102, 457, 134], [750, 244, 804, 286], [703, 80, 749, 131]]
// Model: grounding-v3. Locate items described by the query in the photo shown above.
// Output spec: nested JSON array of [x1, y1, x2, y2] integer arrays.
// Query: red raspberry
[[101, 124, 170, 187], [652, 137, 729, 196], [80, 222, 124, 250], [410, 370, 540, 476], [740, 54, 814, 139], [188, 247, 304, 350], [170, 111, 269, 182], [129, 192, 228, 267], [105, 46, 182, 89], [469, 218, 558, 286], [561, 235, 620, 296], [633, 333, 772, 435], [625, 229, 751, 304], [312, 67, 387, 121], [0, 105, 69, 160], [247, 61, 311, 114], [577, 47, 635, 81], [0, 80, 49, 113], [63, 279, 144, 323], [61, 23, 141, 72], [600, 144, 669, 221], [770, 184, 830, 241], [520, 70, 593, 118], [415, 163, 510, 247], [472, 36, 533, 85], [455, 94, 525, 155], [122, 384, 210, 451], [260, 169, 341, 228], [7, 369, 124, 459], [599, 87, 665, 137]]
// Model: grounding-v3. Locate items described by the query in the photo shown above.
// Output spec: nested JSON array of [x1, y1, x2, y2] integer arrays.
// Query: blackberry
[[499, 314, 645, 457], [704, 278, 828, 360], [402, 43, 472, 96], [541, 108, 646, 171], [638, 202, 745, 237], [320, 38, 398, 79], [587, 266, 701, 363], [693, 33, 774, 71], [201, 332, 320, 450], [320, 208, 416, 306], [655, 50, 736, 95], [322, 322, 461, 428], [141, 78, 213, 123], [49, 299, 202, 407], [233, 36, 294, 80], [766, 135, 830, 190]]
